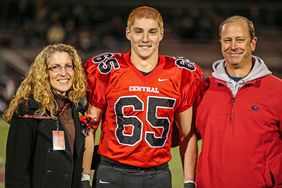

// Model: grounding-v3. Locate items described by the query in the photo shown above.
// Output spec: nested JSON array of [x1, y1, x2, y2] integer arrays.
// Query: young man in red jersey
[[81, 6, 202, 188], [195, 16, 282, 188]]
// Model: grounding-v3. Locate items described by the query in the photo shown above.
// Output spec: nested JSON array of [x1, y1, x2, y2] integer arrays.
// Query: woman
[[3, 43, 87, 188]]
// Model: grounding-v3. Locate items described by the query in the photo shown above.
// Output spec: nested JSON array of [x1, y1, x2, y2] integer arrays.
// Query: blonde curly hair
[[3, 43, 87, 122]]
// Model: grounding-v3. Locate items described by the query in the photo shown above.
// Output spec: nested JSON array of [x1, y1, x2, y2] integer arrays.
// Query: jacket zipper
[[230, 95, 235, 122]]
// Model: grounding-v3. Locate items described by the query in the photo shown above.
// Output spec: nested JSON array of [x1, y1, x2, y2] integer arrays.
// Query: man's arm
[[175, 107, 197, 187], [81, 104, 102, 186]]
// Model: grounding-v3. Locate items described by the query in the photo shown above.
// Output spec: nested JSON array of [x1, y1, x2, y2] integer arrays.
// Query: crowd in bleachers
[[1, 1, 282, 54]]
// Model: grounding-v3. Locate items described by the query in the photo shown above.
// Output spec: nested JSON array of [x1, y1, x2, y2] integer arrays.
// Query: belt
[[100, 156, 168, 171]]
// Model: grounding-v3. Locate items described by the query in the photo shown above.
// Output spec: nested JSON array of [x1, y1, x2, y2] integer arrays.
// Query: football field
[[0, 119, 194, 188], [0, 119, 8, 188]]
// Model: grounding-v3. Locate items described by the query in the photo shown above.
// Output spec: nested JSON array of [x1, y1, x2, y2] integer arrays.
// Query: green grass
[[0, 120, 198, 188], [0, 119, 8, 188], [169, 147, 184, 188]]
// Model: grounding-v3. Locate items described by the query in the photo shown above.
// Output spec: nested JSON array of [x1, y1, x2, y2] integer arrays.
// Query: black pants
[[92, 157, 172, 188]]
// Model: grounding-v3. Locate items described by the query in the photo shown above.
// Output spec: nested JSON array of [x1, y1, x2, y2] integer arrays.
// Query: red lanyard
[[55, 103, 69, 130], [57, 103, 69, 117]]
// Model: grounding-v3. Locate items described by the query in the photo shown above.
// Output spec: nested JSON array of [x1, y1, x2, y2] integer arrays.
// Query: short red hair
[[127, 6, 164, 30]]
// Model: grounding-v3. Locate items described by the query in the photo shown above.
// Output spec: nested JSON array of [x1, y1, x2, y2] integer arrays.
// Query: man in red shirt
[[81, 6, 202, 188], [196, 15, 282, 188]]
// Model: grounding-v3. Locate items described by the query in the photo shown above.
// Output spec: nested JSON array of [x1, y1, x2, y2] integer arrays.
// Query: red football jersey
[[84, 52, 202, 167]]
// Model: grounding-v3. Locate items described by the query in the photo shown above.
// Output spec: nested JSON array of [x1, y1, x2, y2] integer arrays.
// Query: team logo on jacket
[[251, 105, 259, 111]]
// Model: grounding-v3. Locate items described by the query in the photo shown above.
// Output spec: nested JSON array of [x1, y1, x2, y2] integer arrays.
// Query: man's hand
[[184, 182, 195, 188], [81, 180, 91, 188]]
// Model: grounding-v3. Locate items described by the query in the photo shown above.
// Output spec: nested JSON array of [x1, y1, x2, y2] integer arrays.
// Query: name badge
[[52, 131, 65, 150]]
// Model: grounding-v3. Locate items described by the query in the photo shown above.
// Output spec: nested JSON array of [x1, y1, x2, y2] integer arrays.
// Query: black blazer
[[5, 99, 85, 188]]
